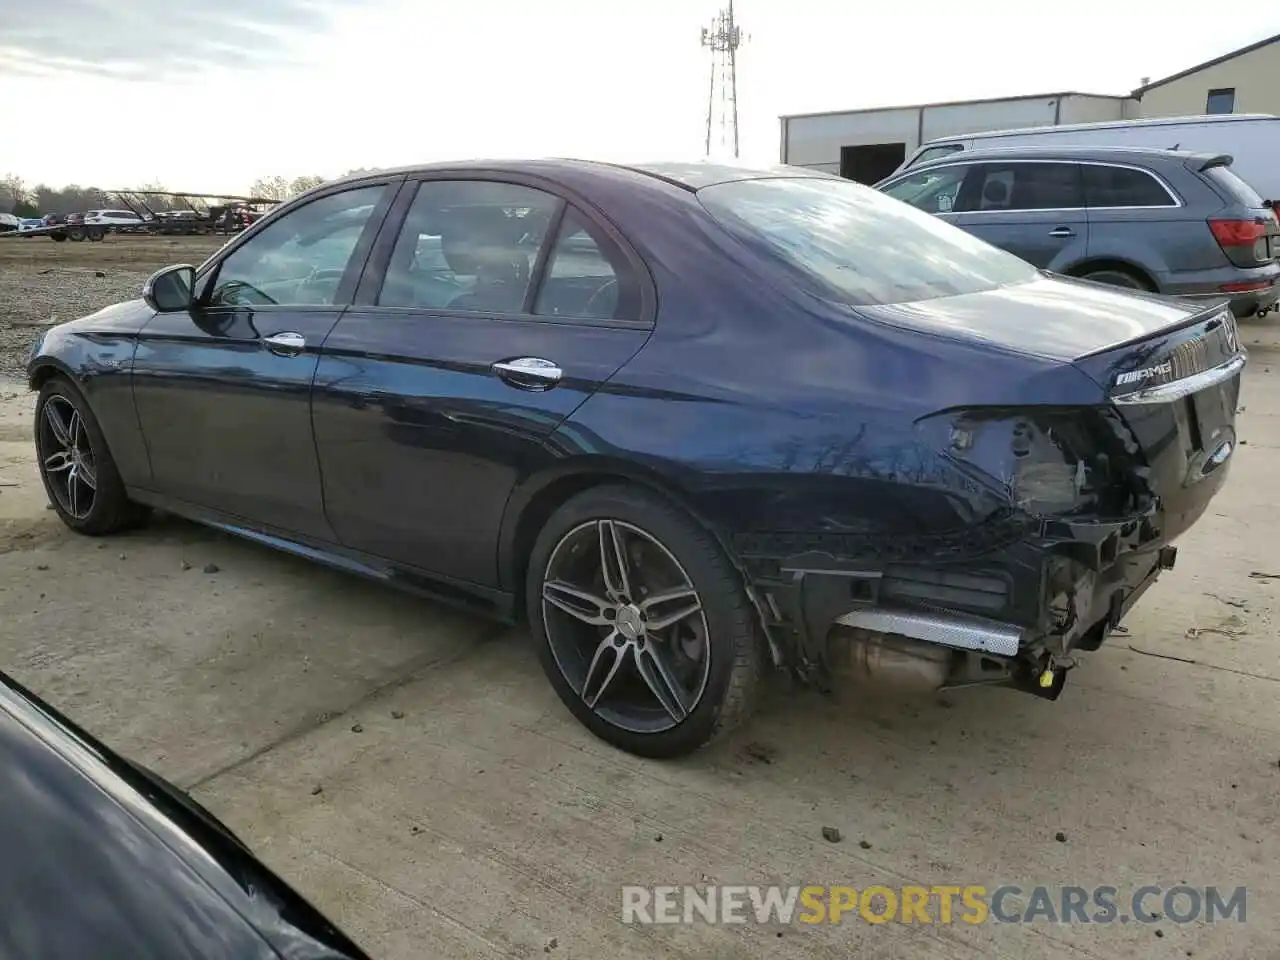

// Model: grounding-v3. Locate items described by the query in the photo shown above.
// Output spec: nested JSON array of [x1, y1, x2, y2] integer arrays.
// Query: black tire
[[87, 228, 105, 242], [1079, 267, 1152, 292], [34, 377, 148, 536], [526, 485, 764, 758], [50, 232, 67, 243]]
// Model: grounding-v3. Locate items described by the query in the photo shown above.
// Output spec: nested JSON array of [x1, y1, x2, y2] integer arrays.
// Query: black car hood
[[853, 274, 1203, 362], [0, 670, 370, 960]]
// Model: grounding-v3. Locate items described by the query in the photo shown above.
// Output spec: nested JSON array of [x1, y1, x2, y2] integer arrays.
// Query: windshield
[[697, 177, 1037, 305]]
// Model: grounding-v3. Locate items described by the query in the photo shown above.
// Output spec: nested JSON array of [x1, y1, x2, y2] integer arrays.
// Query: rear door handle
[[491, 357, 562, 390], [1048, 227, 1075, 238], [262, 331, 306, 357]]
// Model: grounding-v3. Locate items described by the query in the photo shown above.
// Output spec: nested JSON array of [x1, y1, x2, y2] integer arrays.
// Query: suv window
[[207, 185, 384, 307], [1201, 165, 1265, 208], [379, 180, 561, 312], [1082, 165, 1175, 207], [533, 210, 641, 321], [881, 165, 968, 213], [910, 144, 964, 167], [698, 176, 1037, 306], [964, 162, 1082, 211]]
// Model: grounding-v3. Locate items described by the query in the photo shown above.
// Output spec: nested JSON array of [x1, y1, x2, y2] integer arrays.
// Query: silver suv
[[878, 145, 1280, 319]]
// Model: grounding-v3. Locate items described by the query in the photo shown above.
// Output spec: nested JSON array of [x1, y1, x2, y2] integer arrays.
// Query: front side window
[[881, 165, 968, 214], [533, 210, 642, 321], [910, 144, 964, 167], [378, 180, 561, 313], [207, 185, 385, 307], [698, 176, 1037, 306], [968, 163, 1083, 211], [1082, 165, 1176, 207]]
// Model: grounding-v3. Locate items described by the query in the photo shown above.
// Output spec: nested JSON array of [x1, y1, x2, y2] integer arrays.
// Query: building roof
[[1135, 33, 1280, 95], [779, 91, 1128, 122]]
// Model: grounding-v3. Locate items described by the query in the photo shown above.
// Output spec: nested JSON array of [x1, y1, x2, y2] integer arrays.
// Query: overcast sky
[[0, 0, 1273, 193]]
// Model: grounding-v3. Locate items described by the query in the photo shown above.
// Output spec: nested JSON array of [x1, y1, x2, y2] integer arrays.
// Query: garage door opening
[[840, 143, 907, 185]]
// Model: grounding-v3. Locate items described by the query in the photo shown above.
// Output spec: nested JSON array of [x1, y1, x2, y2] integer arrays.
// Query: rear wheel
[[35, 377, 148, 535], [527, 485, 763, 758], [87, 227, 105, 242], [1079, 267, 1152, 292]]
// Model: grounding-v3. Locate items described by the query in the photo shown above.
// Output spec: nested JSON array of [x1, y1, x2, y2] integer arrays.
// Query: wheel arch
[[28, 358, 76, 393], [1063, 257, 1157, 291], [498, 458, 782, 662]]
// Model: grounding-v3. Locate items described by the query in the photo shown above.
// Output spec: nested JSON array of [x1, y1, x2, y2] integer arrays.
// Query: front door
[[132, 181, 396, 540], [311, 176, 653, 587], [949, 161, 1089, 271]]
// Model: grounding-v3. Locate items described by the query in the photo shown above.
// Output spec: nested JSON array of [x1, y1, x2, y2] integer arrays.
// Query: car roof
[[916, 144, 1220, 165], [328, 157, 836, 193]]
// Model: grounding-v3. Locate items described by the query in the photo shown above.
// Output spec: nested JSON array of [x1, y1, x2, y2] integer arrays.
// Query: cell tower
[[700, 1, 747, 158]]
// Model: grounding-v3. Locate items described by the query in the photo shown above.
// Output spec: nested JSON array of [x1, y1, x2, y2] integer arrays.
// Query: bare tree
[[1, 173, 29, 214]]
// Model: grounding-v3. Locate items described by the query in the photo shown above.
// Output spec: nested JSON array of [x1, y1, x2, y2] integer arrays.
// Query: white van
[[893, 114, 1280, 201]]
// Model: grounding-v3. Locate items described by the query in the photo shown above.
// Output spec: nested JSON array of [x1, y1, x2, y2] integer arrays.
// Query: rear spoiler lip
[[1072, 303, 1229, 362], [1192, 153, 1234, 171]]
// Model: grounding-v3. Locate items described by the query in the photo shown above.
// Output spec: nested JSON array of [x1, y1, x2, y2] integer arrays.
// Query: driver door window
[[206, 185, 385, 308], [882, 166, 969, 214]]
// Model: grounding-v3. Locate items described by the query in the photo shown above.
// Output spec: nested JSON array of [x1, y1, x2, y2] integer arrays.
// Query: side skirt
[[127, 488, 518, 624]]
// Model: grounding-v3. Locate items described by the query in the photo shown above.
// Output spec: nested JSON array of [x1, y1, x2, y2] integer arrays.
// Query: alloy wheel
[[38, 396, 97, 520], [541, 519, 712, 734]]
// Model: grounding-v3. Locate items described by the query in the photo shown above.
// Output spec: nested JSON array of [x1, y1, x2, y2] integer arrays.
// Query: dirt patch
[[0, 235, 225, 378]]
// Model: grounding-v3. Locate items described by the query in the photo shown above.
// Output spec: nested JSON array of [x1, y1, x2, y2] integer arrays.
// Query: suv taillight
[[1208, 218, 1266, 245], [1209, 217, 1272, 264]]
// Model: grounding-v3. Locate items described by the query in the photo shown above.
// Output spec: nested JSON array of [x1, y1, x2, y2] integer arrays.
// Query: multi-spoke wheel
[[35, 377, 147, 535], [527, 486, 763, 758]]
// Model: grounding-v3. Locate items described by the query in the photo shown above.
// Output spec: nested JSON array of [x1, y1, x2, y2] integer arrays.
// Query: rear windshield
[[697, 177, 1037, 305], [1202, 165, 1266, 208]]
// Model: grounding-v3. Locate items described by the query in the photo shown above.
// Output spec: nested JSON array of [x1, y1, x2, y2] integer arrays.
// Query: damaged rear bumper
[[735, 509, 1183, 698]]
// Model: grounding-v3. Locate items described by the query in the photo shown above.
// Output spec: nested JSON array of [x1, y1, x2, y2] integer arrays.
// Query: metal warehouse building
[[780, 32, 1280, 184]]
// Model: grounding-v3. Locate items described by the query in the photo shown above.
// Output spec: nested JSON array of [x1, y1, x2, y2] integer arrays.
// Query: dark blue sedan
[[27, 160, 1244, 757]]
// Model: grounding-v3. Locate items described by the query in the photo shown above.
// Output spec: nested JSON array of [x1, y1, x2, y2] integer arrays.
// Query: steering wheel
[[582, 278, 619, 318]]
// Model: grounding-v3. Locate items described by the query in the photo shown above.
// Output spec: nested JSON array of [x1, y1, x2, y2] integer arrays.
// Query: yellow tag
[[1038, 669, 1055, 689]]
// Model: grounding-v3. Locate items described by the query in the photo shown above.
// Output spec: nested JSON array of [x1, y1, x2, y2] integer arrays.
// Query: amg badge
[[1115, 361, 1173, 387]]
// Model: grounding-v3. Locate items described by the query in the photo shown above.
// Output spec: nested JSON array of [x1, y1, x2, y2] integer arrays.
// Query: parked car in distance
[[878, 145, 1280, 319], [27, 159, 1244, 757], [85, 208, 145, 232], [0, 669, 370, 959], [892, 113, 1280, 202], [0, 212, 19, 232]]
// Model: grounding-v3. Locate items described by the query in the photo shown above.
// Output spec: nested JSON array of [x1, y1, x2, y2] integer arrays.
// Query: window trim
[[352, 170, 657, 330], [884, 158, 1183, 213], [194, 175, 404, 311]]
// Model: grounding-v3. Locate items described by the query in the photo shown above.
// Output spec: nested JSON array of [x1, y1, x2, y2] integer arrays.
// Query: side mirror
[[143, 264, 196, 312]]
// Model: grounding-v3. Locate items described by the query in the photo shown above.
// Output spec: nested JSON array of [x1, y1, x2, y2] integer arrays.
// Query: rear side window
[[1201, 165, 1266, 208], [533, 210, 642, 321], [963, 163, 1083, 211], [1082, 165, 1176, 208], [698, 176, 1037, 306]]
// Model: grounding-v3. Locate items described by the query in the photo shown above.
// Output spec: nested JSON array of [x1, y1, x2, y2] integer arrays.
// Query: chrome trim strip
[[833, 608, 1022, 657], [1111, 353, 1247, 405]]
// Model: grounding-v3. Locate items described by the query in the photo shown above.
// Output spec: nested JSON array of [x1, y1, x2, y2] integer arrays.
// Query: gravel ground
[[0, 235, 224, 379]]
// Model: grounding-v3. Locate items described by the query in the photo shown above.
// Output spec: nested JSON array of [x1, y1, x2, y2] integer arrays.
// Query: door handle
[[262, 332, 306, 357], [1048, 227, 1075, 238], [491, 357, 562, 389]]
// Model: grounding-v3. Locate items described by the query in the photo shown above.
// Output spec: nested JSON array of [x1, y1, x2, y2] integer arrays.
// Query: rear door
[[949, 160, 1088, 270], [311, 175, 654, 588], [1081, 161, 1192, 290]]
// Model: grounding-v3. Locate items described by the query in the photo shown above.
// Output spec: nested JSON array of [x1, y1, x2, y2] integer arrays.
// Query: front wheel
[[34, 378, 148, 535], [527, 485, 764, 758]]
